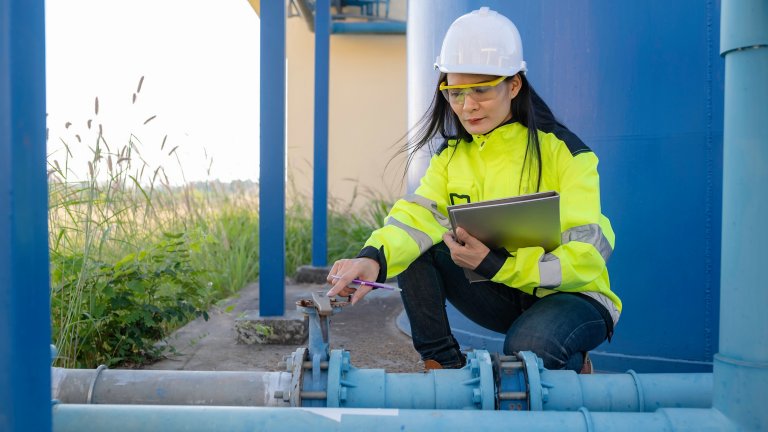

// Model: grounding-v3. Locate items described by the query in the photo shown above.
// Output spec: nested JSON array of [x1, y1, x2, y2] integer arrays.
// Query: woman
[[327, 7, 620, 372]]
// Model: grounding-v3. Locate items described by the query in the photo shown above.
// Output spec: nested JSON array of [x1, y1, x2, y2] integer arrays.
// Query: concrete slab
[[145, 280, 422, 373]]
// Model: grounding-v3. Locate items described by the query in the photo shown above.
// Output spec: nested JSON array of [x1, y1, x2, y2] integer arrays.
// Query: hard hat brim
[[434, 61, 527, 77]]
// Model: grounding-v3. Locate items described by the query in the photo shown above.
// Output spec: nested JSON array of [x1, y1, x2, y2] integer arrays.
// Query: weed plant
[[49, 79, 391, 368]]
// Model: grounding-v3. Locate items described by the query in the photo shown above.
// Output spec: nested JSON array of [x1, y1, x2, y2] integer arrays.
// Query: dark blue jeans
[[397, 243, 609, 371]]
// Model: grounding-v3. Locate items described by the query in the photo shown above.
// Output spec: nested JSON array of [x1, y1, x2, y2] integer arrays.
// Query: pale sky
[[45, 0, 261, 184]]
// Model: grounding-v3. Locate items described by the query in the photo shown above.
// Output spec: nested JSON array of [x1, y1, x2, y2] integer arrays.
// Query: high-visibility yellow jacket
[[359, 121, 621, 323]]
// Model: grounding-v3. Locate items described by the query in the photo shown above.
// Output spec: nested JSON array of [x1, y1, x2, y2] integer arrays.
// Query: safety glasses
[[439, 76, 508, 105]]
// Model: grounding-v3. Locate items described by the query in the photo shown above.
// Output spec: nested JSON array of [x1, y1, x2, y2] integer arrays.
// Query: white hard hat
[[435, 7, 527, 76]]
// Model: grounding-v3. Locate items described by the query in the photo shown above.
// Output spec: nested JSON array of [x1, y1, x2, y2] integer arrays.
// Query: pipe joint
[[627, 370, 646, 412]]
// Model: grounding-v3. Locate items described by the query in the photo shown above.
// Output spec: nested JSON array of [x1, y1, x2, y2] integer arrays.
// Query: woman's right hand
[[326, 258, 381, 305]]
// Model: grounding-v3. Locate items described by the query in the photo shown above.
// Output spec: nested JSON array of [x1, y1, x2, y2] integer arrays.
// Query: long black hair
[[399, 73, 564, 194]]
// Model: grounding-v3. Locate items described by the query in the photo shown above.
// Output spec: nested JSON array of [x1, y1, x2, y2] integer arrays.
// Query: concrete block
[[294, 265, 331, 284], [234, 309, 308, 345]]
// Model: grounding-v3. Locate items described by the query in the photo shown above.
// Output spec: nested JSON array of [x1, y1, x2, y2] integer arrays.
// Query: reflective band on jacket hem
[[579, 291, 620, 325], [385, 216, 434, 254], [402, 193, 452, 229], [538, 254, 562, 288], [562, 224, 613, 263]]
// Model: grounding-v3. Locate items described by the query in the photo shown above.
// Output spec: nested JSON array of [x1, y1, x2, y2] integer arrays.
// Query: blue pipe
[[716, 0, 768, 430], [312, 0, 330, 267], [52, 404, 735, 432], [51, 349, 713, 413], [258, 0, 287, 316], [293, 292, 714, 413], [323, 350, 496, 410], [331, 21, 406, 34], [323, 350, 711, 412], [539, 370, 712, 412], [0, 1, 51, 431]]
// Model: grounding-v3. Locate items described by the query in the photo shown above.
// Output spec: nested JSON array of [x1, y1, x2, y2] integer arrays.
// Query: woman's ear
[[508, 74, 523, 99]]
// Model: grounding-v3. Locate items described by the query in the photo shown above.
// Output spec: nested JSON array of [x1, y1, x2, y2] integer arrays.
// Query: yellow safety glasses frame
[[439, 76, 508, 105]]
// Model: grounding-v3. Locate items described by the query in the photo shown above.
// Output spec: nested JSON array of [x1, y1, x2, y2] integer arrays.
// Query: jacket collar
[[470, 119, 520, 144]]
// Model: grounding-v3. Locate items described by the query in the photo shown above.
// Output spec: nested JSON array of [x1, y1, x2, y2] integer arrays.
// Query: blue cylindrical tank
[[406, 0, 724, 372]]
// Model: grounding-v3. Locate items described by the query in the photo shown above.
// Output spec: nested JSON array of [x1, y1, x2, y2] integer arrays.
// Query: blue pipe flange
[[465, 350, 496, 410], [518, 351, 544, 410], [497, 354, 529, 410], [325, 349, 344, 407]]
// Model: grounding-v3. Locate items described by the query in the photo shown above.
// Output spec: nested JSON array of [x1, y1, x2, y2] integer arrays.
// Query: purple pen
[[329, 275, 402, 291]]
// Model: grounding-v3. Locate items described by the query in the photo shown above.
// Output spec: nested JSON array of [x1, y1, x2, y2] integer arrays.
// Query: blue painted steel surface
[[312, 0, 331, 267], [407, 0, 724, 372], [259, 0, 287, 316], [0, 1, 52, 431], [715, 0, 768, 430], [52, 404, 736, 431], [302, 309, 331, 362]]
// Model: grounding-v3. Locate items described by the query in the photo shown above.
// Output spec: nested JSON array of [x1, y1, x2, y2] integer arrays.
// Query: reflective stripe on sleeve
[[538, 254, 562, 288], [385, 216, 434, 254], [402, 193, 452, 229], [562, 224, 613, 263]]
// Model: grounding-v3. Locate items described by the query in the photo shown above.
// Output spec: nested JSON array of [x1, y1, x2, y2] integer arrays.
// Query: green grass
[[49, 86, 391, 368]]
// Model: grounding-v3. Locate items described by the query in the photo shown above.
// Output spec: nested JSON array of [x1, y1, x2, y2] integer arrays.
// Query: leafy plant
[[51, 232, 209, 367]]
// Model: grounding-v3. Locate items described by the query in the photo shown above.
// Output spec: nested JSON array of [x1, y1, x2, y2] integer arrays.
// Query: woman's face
[[445, 73, 521, 135]]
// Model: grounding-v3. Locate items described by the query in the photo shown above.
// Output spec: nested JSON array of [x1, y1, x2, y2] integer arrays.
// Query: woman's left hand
[[443, 227, 491, 270]]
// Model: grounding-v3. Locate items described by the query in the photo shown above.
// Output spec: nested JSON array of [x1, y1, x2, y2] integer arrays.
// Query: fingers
[[443, 231, 460, 249], [326, 260, 344, 285], [326, 259, 352, 297], [325, 259, 366, 298], [455, 227, 477, 245], [325, 257, 381, 304], [350, 284, 373, 305], [327, 274, 353, 297]]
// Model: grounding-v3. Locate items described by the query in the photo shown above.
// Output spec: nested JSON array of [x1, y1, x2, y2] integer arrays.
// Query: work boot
[[579, 352, 594, 374], [424, 359, 444, 370], [423, 353, 467, 371]]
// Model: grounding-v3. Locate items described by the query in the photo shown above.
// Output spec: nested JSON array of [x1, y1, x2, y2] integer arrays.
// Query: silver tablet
[[447, 191, 561, 282]]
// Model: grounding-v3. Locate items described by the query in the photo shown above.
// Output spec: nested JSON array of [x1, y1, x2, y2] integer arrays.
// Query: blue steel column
[[0, 0, 52, 431], [259, 1, 286, 316], [312, 0, 330, 267], [715, 0, 768, 430]]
